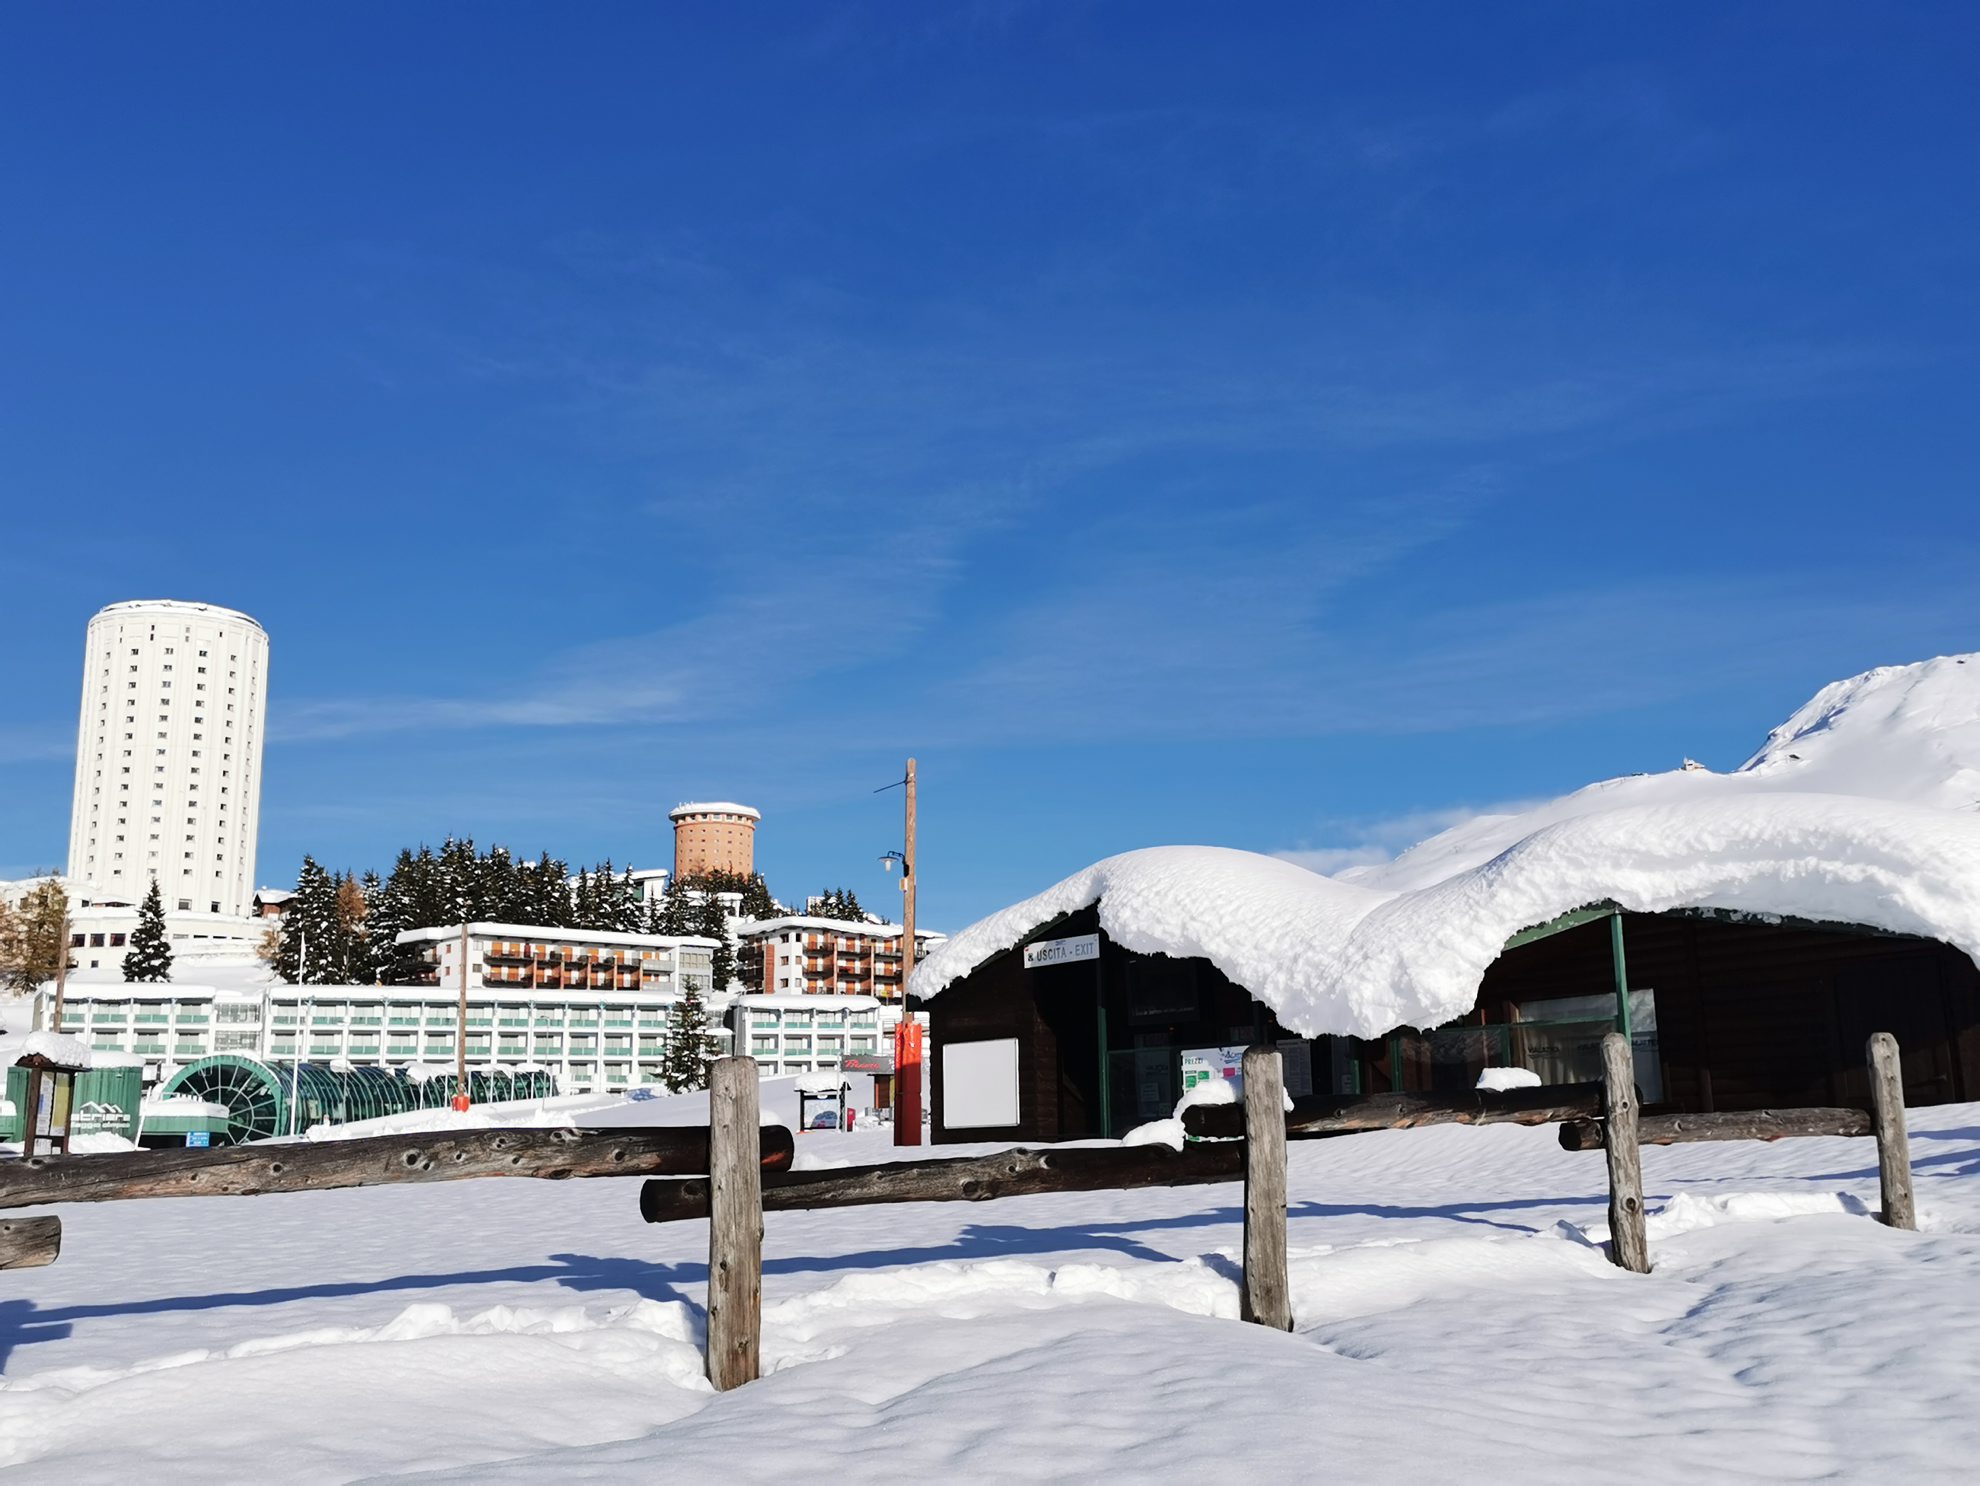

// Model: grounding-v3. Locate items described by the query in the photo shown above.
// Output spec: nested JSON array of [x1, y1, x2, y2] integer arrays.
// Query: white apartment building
[[42, 928, 724, 1097], [393, 923, 720, 997], [737, 917, 948, 1001], [729, 993, 901, 1077], [64, 600, 270, 956]]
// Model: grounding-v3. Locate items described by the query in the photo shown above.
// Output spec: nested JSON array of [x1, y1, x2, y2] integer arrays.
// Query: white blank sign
[[942, 1038, 1021, 1129]]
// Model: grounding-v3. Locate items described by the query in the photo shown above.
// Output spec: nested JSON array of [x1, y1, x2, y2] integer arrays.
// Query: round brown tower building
[[670, 801, 760, 879]]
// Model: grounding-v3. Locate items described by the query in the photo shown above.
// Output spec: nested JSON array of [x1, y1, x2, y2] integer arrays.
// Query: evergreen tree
[[693, 889, 736, 993], [437, 836, 481, 924], [529, 851, 574, 927], [572, 867, 599, 929], [277, 857, 342, 984], [659, 976, 717, 1093], [370, 850, 424, 985], [350, 870, 389, 983], [808, 887, 869, 922], [655, 877, 693, 936], [482, 846, 520, 922], [121, 878, 173, 982], [738, 872, 779, 921], [614, 866, 645, 933], [407, 844, 445, 929]]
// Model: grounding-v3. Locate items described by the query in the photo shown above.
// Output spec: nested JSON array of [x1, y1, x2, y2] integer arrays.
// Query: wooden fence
[[1, 1033, 1922, 1396], [644, 1031, 1920, 1388]]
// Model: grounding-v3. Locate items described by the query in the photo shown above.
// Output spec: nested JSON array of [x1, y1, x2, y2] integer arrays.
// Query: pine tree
[[482, 846, 520, 922], [370, 850, 423, 984], [122, 878, 173, 982], [656, 877, 692, 936], [572, 867, 599, 929], [407, 845, 445, 930], [350, 870, 388, 983], [437, 837, 481, 924], [659, 977, 717, 1093], [809, 887, 868, 922], [693, 889, 736, 994], [278, 856, 342, 984], [614, 866, 645, 933], [737, 873, 779, 921]]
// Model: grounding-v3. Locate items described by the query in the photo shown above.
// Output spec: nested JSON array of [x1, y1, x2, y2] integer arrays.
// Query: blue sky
[[3, 3, 1976, 930]]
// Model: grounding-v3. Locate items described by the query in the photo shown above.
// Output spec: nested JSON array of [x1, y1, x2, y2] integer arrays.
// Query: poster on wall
[[1180, 1044, 1249, 1096], [1179, 1041, 1315, 1099]]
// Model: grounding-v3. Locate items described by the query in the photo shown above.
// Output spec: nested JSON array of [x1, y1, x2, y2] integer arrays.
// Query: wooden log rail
[[0, 1124, 795, 1211], [1558, 1107, 1874, 1151], [642, 1138, 1246, 1225], [1182, 1082, 1604, 1141]]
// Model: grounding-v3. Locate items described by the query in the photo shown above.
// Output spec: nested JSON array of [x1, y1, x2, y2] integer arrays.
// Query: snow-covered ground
[[3, 1081, 1976, 1483]]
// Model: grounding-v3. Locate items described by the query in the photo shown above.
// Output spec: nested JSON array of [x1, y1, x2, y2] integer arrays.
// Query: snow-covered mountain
[[1345, 652, 1980, 895]]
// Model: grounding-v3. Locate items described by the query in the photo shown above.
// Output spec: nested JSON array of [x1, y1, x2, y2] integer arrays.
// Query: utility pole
[[456, 920, 471, 1110], [903, 757, 918, 986], [894, 757, 922, 1147]]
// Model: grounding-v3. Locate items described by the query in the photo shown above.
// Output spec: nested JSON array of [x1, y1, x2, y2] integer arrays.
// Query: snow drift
[[911, 654, 1980, 1037]]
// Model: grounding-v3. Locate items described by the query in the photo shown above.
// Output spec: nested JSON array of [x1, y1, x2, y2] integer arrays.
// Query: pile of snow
[[1476, 1068, 1542, 1092], [914, 654, 1980, 1037]]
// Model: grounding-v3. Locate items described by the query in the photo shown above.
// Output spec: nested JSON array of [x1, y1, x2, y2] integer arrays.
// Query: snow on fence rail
[[652, 1032, 1918, 1389]]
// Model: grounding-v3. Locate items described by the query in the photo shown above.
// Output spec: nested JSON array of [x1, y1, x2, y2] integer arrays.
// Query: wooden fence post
[[706, 1056, 763, 1390], [1240, 1044, 1292, 1330], [1600, 1032, 1650, 1273], [1866, 1032, 1916, 1231]]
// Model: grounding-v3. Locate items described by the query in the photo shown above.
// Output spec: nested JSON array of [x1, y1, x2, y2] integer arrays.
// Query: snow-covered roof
[[912, 654, 1980, 1038], [669, 801, 761, 821], [733, 993, 884, 1010], [13, 1030, 98, 1068], [394, 923, 720, 950], [737, 916, 944, 940]]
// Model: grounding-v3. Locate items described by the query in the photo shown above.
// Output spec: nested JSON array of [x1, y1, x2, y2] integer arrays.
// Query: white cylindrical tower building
[[68, 601, 270, 925]]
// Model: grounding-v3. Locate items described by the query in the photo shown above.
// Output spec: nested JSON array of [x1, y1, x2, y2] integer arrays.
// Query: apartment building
[[727, 993, 898, 1077], [393, 923, 720, 997], [736, 917, 948, 1002]]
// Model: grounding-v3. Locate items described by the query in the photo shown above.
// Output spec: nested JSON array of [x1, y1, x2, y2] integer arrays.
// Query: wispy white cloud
[[1272, 799, 1549, 876], [0, 726, 71, 766]]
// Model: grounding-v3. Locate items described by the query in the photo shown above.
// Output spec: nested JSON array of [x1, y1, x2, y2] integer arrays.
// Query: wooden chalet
[[926, 901, 1980, 1144]]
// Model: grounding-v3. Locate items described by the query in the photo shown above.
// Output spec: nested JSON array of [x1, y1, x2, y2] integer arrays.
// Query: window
[[177, 899, 191, 911]]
